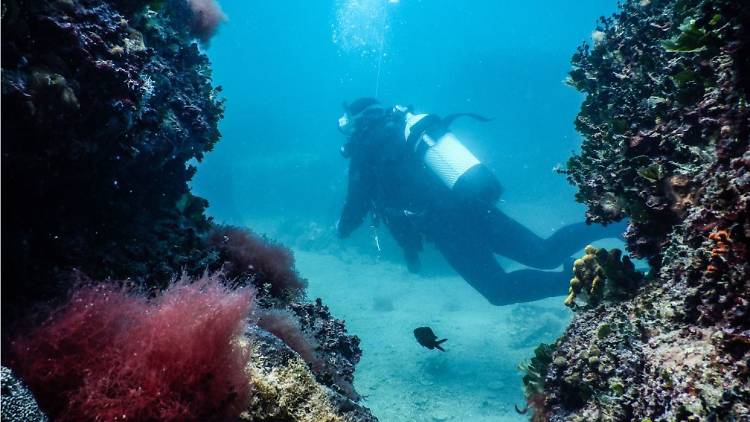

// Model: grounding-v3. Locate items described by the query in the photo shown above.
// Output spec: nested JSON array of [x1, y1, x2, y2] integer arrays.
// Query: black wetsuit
[[338, 109, 622, 305]]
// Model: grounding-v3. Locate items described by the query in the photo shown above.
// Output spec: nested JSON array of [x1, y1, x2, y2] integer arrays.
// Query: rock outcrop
[[1, 0, 376, 419], [523, 0, 750, 420], [1, 366, 48, 422]]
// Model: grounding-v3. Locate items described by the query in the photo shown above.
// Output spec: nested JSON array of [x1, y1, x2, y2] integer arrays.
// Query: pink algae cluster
[[10, 275, 254, 422]]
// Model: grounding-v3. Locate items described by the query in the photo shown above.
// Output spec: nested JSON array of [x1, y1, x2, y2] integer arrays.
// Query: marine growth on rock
[[564, 245, 643, 308], [1, 0, 376, 420], [527, 0, 750, 420]]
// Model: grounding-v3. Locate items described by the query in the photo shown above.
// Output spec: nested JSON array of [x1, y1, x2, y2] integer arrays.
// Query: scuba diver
[[336, 97, 624, 305]]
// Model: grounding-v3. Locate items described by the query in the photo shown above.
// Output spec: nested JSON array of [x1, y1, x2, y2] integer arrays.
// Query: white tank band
[[404, 113, 428, 141], [424, 133, 481, 189]]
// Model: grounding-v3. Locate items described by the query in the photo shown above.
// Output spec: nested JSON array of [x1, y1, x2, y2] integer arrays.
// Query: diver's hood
[[338, 103, 386, 136]]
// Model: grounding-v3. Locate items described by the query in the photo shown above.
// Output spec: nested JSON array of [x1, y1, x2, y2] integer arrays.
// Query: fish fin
[[435, 339, 447, 351], [515, 404, 529, 414], [435, 344, 446, 352]]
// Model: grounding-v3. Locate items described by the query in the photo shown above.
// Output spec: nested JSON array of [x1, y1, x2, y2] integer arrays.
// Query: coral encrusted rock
[[2, 0, 376, 420], [2, 0, 224, 322], [526, 0, 750, 420], [244, 329, 377, 422], [1, 366, 48, 422]]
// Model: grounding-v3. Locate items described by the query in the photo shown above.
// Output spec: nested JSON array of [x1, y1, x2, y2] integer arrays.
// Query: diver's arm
[[337, 158, 373, 238]]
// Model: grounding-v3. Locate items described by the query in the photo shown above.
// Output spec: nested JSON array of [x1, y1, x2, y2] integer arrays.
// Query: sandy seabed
[[295, 249, 571, 422]]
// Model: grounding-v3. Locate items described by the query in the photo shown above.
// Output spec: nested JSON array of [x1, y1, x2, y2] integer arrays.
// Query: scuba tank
[[400, 108, 502, 204]]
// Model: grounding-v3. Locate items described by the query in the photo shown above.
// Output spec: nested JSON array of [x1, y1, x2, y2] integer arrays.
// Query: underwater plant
[[518, 343, 555, 421], [257, 308, 325, 373], [186, 0, 227, 43], [8, 274, 254, 422], [205, 225, 308, 301]]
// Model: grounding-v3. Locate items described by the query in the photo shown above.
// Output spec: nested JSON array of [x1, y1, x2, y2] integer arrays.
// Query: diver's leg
[[434, 236, 570, 305], [384, 214, 423, 273], [486, 208, 624, 269]]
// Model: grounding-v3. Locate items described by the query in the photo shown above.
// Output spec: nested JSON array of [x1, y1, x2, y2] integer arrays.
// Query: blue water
[[193, 1, 619, 420]]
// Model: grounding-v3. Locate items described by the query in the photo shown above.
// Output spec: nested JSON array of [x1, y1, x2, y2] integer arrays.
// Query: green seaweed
[[708, 13, 722, 27], [609, 378, 624, 395], [519, 343, 555, 396], [611, 118, 628, 134], [662, 17, 708, 53], [637, 163, 664, 182], [597, 323, 613, 339], [670, 69, 697, 87]]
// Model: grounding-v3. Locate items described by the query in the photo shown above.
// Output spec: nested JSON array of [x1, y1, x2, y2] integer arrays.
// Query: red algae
[[186, 0, 227, 43], [10, 274, 254, 422], [206, 225, 307, 300]]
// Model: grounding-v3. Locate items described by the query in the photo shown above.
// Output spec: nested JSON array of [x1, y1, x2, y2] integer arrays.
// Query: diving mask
[[337, 103, 385, 136], [338, 113, 353, 136]]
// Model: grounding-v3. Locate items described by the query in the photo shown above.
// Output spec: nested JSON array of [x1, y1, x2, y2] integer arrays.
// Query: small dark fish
[[413, 326, 447, 352]]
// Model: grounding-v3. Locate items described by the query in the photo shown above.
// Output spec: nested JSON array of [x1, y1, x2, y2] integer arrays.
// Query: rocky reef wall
[[2, 0, 223, 317], [1, 0, 376, 420], [523, 0, 749, 420]]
